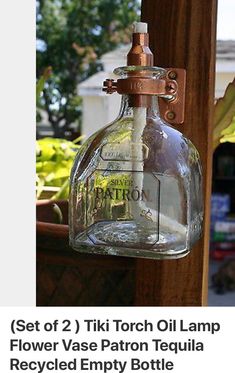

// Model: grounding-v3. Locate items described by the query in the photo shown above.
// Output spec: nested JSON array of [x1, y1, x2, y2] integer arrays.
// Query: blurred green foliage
[[220, 116, 235, 143], [36, 68, 83, 200], [213, 79, 235, 149], [36, 137, 82, 199], [36, 0, 140, 137]]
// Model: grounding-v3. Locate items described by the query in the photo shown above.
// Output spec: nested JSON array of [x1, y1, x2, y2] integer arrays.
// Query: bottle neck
[[119, 95, 161, 119]]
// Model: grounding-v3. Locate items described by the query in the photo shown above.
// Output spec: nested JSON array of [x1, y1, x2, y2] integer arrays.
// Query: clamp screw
[[103, 79, 117, 94], [166, 82, 177, 95]]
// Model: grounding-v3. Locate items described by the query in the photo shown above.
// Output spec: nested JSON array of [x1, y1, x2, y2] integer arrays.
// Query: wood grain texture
[[135, 0, 217, 306]]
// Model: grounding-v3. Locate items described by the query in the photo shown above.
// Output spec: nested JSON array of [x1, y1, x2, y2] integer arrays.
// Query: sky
[[217, 0, 235, 40]]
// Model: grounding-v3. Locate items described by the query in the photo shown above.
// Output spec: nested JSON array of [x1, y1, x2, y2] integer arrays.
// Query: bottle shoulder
[[71, 116, 201, 182]]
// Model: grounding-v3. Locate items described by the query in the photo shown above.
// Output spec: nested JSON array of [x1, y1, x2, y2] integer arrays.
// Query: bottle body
[[69, 96, 203, 259]]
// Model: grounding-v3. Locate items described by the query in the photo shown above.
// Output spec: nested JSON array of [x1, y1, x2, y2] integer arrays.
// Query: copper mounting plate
[[159, 68, 186, 125]]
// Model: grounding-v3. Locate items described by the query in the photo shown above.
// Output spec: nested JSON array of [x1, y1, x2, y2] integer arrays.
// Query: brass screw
[[168, 70, 177, 80], [166, 111, 176, 120]]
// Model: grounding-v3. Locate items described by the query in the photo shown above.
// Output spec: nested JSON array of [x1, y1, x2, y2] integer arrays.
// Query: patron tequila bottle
[[69, 22, 203, 259]]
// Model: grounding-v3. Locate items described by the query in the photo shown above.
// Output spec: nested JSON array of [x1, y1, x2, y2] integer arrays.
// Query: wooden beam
[[135, 0, 217, 305]]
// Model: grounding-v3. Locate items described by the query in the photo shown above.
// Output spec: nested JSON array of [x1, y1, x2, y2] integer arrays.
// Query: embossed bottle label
[[101, 142, 149, 162], [85, 170, 160, 247]]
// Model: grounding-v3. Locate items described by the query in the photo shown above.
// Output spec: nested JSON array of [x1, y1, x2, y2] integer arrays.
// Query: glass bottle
[[69, 23, 203, 260]]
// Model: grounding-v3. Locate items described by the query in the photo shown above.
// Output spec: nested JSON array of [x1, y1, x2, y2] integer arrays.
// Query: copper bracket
[[159, 68, 186, 125], [103, 68, 186, 125]]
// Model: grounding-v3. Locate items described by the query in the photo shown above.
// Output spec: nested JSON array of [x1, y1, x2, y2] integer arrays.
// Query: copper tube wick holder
[[103, 32, 186, 125], [127, 33, 153, 66]]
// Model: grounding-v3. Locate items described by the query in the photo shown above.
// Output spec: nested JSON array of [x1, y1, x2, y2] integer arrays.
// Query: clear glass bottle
[[69, 66, 203, 259], [69, 21, 203, 259]]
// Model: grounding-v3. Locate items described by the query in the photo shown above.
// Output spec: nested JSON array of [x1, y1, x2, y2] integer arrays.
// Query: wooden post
[[135, 0, 217, 306]]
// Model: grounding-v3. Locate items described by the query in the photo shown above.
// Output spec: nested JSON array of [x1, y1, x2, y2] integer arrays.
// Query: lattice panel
[[37, 262, 135, 306]]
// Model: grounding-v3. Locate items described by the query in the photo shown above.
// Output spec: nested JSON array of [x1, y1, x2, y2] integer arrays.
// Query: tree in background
[[36, 0, 140, 138]]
